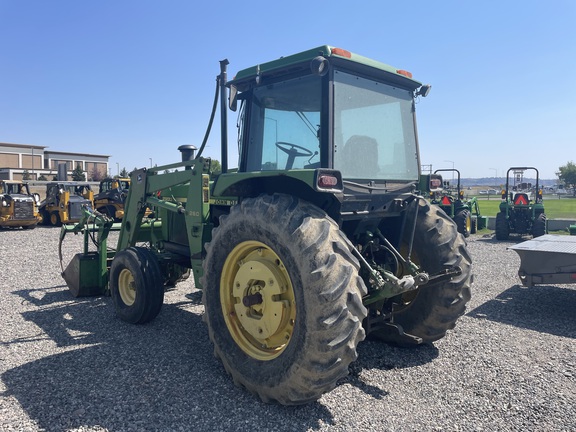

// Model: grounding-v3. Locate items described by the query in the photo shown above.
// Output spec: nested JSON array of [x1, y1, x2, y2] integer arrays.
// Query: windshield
[[333, 71, 419, 181], [244, 75, 322, 171]]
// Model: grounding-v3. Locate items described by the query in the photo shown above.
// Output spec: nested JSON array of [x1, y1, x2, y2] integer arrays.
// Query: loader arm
[[117, 157, 213, 281]]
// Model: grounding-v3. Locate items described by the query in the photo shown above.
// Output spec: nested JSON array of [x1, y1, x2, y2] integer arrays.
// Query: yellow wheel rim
[[118, 268, 137, 306], [50, 213, 58, 225], [466, 215, 471, 233], [221, 241, 296, 361]]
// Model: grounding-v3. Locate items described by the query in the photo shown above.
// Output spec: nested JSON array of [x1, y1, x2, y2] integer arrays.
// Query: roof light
[[331, 48, 352, 58], [396, 69, 413, 78]]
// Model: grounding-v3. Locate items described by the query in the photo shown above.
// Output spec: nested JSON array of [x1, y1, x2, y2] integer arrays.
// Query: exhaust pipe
[[178, 144, 197, 162]]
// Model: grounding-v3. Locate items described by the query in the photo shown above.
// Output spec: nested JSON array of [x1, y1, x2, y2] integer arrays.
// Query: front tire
[[109, 247, 164, 324], [50, 211, 61, 227], [454, 209, 471, 237], [202, 194, 367, 405], [495, 211, 509, 240]]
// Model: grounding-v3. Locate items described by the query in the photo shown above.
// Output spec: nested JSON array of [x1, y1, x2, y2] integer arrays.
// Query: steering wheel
[[275, 142, 314, 169]]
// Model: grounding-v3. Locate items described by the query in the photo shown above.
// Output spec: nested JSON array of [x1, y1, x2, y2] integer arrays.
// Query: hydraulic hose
[[196, 77, 220, 159]]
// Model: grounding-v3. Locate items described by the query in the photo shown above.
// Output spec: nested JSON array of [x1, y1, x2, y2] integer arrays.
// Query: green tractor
[[60, 46, 472, 405], [495, 166, 547, 240], [430, 169, 486, 237]]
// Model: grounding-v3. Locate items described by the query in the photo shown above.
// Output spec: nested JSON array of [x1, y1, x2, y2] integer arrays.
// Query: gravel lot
[[1, 227, 575, 431]]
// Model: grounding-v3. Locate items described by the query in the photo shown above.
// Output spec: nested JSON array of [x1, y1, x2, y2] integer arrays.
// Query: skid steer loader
[[60, 45, 472, 405]]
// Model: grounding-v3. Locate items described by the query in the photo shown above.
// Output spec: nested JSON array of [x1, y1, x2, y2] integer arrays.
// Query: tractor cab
[[219, 46, 431, 224]]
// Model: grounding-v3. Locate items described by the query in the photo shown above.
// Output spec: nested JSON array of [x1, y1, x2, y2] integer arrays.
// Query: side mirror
[[229, 85, 238, 112]]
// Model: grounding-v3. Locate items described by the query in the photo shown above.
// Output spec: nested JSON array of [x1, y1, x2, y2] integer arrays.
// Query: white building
[[0, 142, 110, 181]]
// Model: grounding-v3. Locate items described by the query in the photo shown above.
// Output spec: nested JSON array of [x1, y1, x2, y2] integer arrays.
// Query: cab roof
[[228, 45, 422, 90]]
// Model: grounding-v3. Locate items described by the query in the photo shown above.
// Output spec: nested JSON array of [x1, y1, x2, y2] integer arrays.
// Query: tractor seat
[[513, 193, 530, 205], [341, 135, 379, 178]]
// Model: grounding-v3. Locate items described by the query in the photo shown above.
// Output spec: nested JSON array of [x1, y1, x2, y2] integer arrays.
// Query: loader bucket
[[62, 252, 106, 297]]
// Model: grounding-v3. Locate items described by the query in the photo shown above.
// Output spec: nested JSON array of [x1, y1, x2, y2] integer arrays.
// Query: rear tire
[[202, 194, 367, 405], [532, 213, 547, 237], [454, 209, 471, 237], [495, 211, 509, 240], [109, 247, 164, 324], [383, 200, 472, 343]]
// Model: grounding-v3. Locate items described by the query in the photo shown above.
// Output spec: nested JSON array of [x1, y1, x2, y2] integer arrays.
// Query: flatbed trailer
[[508, 234, 576, 287]]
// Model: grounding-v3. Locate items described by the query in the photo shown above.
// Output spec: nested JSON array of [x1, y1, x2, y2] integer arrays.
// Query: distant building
[[0, 142, 110, 181]]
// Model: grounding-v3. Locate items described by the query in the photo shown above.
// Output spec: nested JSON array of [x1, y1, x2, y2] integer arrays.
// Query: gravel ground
[[1, 226, 575, 431]]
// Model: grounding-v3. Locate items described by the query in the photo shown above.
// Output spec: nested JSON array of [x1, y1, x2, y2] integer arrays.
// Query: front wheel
[[202, 194, 367, 405], [109, 247, 164, 324]]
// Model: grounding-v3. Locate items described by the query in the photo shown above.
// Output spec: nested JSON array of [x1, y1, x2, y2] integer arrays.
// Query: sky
[[1, 0, 574, 180]]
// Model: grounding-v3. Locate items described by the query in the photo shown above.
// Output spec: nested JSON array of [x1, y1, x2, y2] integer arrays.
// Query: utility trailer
[[508, 234, 576, 287]]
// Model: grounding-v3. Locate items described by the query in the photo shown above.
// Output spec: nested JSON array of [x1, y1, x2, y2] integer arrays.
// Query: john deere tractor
[[60, 46, 472, 405], [431, 169, 486, 237], [495, 166, 547, 240]]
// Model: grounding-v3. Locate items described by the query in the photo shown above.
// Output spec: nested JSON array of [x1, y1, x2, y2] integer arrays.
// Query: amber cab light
[[396, 69, 413, 78], [331, 48, 352, 58]]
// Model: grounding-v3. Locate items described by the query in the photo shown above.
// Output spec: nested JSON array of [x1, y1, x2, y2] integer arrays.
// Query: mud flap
[[62, 252, 106, 297]]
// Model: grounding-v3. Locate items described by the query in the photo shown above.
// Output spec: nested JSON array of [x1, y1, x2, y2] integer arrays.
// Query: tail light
[[315, 170, 343, 192]]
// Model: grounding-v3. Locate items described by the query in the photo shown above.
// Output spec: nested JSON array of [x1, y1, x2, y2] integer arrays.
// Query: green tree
[[210, 159, 222, 174], [72, 164, 86, 181], [119, 167, 129, 178], [557, 161, 576, 191], [38, 174, 48, 181], [22, 169, 31, 180]]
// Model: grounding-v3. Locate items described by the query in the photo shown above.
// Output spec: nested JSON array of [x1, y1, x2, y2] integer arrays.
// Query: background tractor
[[60, 46, 472, 405], [495, 166, 547, 240], [94, 178, 130, 222], [40, 181, 94, 226], [0, 180, 42, 229], [431, 169, 486, 237]]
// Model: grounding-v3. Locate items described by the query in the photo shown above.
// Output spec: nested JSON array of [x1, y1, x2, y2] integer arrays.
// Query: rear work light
[[430, 178, 442, 189]]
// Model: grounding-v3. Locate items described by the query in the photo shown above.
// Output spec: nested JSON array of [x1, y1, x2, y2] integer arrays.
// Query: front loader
[[61, 46, 472, 405]]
